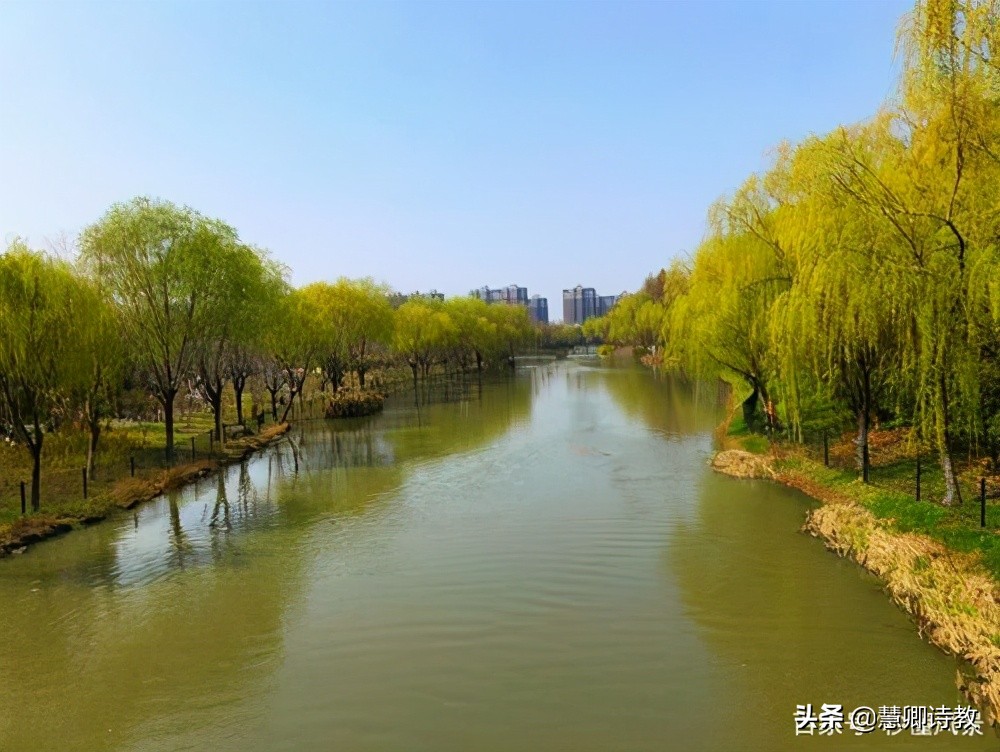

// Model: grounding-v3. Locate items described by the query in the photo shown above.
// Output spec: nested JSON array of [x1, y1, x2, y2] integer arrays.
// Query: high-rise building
[[528, 295, 548, 324], [598, 295, 618, 317], [473, 286, 504, 303], [562, 285, 598, 324], [499, 284, 528, 305], [474, 284, 530, 307]]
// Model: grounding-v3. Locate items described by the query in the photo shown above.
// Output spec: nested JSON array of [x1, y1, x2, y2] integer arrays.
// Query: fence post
[[823, 432, 829, 467], [130, 456, 135, 477], [82, 467, 88, 500], [915, 456, 921, 502], [982, 477, 987, 528], [20, 481, 26, 515]]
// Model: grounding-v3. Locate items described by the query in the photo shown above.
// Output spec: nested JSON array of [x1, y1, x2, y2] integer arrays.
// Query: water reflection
[[0, 363, 988, 751], [0, 370, 536, 751], [598, 362, 723, 438]]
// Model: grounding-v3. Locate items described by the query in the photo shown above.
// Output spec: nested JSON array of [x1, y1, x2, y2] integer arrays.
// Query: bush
[[324, 389, 385, 419]]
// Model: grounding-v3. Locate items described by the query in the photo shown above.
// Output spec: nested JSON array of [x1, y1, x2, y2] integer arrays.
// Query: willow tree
[[393, 300, 455, 384], [902, 0, 1000, 502], [72, 274, 122, 478], [263, 286, 322, 422], [445, 297, 500, 372], [803, 0, 1000, 502], [228, 344, 260, 426], [80, 198, 249, 461], [329, 278, 394, 389], [770, 132, 902, 477], [298, 282, 348, 394], [605, 293, 665, 351], [0, 243, 91, 510], [581, 314, 610, 344], [194, 246, 285, 442], [672, 218, 789, 431], [486, 304, 533, 368]]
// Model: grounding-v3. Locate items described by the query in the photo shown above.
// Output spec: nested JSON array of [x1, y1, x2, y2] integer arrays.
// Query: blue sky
[[1, 0, 910, 319]]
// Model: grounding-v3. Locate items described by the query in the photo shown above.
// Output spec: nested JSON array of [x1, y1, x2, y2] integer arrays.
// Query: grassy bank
[[715, 416, 1000, 725], [0, 422, 290, 557]]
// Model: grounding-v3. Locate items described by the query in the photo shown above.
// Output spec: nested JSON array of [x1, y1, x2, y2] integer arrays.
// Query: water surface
[[0, 362, 992, 750]]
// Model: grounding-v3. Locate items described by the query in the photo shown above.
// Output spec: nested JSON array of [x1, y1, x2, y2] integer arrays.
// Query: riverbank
[[712, 428, 1000, 725], [0, 422, 290, 558]]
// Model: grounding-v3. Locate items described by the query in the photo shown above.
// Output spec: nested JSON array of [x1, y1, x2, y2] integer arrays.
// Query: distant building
[[500, 284, 528, 305], [474, 284, 531, 308], [528, 295, 548, 324], [562, 286, 618, 324], [598, 295, 618, 317], [473, 286, 504, 303], [388, 290, 445, 308], [562, 285, 598, 324]]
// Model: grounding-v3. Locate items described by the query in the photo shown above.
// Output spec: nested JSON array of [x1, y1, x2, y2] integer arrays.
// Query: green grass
[[725, 411, 770, 454], [741, 435, 770, 454], [727, 409, 1000, 578], [768, 441, 1000, 580]]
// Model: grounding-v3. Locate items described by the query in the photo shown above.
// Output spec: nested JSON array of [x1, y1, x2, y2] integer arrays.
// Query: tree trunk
[[211, 390, 223, 445], [939, 422, 961, 505], [30, 433, 42, 512], [234, 379, 245, 425], [856, 408, 869, 482], [163, 389, 177, 462], [940, 444, 959, 505], [476, 351, 483, 373], [938, 372, 961, 505], [281, 376, 302, 423], [741, 384, 759, 430], [87, 413, 101, 480], [358, 366, 367, 390]]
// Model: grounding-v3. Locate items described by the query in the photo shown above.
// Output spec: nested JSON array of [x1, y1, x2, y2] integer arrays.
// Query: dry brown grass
[[108, 460, 216, 509], [804, 500, 1000, 724], [0, 515, 74, 554], [711, 449, 777, 480], [711, 429, 1000, 724]]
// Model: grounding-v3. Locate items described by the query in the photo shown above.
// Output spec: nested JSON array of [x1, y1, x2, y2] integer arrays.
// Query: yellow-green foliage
[[595, 0, 1000, 504]]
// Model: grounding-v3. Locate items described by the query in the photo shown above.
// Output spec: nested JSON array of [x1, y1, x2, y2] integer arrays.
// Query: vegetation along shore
[[574, 0, 1000, 728], [4, 0, 1000, 724], [712, 412, 1000, 726]]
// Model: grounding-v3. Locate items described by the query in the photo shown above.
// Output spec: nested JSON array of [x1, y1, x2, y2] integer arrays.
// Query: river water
[[0, 361, 994, 751]]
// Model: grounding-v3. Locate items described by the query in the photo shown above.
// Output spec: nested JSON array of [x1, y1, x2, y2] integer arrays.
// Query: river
[[0, 361, 993, 750]]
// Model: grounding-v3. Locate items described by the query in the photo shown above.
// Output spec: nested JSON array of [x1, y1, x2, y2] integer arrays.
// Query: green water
[[0, 362, 994, 750]]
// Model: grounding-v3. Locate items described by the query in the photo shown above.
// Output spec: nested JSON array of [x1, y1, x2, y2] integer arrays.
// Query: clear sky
[[1, 0, 910, 320]]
